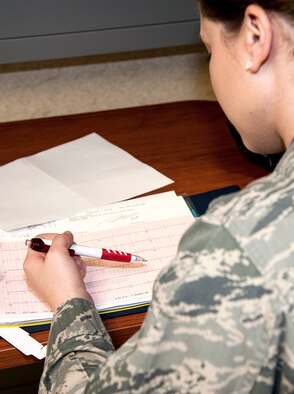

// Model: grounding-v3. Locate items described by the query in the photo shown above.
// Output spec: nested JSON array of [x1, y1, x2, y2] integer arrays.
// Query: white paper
[[1, 160, 93, 231], [0, 327, 47, 359], [0, 192, 189, 242], [0, 133, 173, 230]]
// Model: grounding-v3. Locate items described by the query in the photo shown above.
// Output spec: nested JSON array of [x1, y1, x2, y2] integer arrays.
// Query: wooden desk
[[0, 101, 268, 390]]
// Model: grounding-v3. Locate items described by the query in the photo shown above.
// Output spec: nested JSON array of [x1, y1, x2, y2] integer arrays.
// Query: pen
[[25, 238, 146, 263]]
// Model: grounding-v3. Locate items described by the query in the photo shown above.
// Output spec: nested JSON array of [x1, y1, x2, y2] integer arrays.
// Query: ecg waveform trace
[[0, 215, 194, 322]]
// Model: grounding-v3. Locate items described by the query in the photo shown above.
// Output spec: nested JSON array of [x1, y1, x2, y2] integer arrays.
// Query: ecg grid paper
[[0, 215, 195, 324]]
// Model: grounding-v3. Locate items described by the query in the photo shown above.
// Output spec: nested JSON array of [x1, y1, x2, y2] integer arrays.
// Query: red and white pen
[[25, 238, 146, 263]]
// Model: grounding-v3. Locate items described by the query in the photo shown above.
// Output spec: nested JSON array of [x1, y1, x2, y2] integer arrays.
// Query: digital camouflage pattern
[[39, 140, 294, 393]]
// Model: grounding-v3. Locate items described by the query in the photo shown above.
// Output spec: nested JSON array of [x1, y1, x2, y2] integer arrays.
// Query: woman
[[24, 1, 294, 392]]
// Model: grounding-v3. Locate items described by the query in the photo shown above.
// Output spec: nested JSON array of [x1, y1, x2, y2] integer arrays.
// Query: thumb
[[48, 231, 74, 255]]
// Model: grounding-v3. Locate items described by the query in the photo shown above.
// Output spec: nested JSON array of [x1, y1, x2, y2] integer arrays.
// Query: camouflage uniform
[[39, 141, 294, 393]]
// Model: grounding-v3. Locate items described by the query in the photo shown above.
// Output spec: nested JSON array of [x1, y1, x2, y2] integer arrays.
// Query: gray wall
[[0, 0, 200, 64]]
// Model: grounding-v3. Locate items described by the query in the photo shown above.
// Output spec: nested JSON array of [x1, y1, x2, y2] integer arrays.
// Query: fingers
[[25, 233, 57, 259], [25, 232, 74, 255], [47, 231, 74, 255], [23, 231, 92, 311], [73, 255, 87, 278], [24, 231, 75, 269]]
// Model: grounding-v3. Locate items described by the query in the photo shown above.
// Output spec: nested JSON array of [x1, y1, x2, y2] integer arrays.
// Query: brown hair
[[198, 0, 294, 31]]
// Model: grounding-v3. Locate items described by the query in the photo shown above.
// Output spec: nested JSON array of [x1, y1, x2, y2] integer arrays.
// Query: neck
[[274, 68, 294, 149], [271, 17, 294, 149]]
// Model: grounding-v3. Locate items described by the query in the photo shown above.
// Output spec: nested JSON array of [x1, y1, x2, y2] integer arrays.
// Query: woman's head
[[198, 0, 294, 154], [198, 0, 294, 32]]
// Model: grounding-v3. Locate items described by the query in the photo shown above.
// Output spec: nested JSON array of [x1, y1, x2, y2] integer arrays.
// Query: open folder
[[0, 192, 195, 327], [0, 186, 239, 328]]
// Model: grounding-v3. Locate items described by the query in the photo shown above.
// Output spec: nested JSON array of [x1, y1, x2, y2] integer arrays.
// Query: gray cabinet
[[0, 0, 200, 64]]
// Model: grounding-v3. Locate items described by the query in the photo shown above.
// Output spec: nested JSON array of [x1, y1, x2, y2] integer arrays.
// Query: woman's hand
[[23, 231, 93, 311]]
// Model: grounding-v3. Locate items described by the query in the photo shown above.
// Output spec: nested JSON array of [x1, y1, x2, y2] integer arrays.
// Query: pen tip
[[132, 255, 147, 262]]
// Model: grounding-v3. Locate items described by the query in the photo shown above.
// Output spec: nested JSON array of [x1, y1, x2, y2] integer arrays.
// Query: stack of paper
[[0, 134, 196, 359], [0, 192, 195, 326]]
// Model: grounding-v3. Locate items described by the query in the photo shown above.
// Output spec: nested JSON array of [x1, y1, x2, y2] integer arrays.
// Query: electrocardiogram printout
[[0, 215, 195, 325]]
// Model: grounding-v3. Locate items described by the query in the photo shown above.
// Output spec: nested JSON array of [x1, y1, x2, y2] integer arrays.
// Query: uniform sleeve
[[39, 298, 115, 394]]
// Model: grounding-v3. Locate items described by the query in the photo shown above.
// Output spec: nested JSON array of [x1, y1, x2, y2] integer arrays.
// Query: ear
[[242, 4, 273, 73]]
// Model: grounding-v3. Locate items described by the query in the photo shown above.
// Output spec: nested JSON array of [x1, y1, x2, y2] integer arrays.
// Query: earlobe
[[243, 4, 272, 73]]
